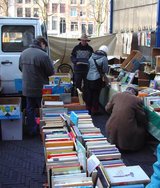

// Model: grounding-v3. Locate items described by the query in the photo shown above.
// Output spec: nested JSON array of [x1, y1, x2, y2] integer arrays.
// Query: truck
[[0, 17, 48, 95]]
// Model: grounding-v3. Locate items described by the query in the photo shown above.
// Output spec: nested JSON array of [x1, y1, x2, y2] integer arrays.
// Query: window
[[33, 8, 39, 17], [17, 0, 22, 3], [17, 8, 23, 17], [33, 0, 38, 3], [60, 18, 66, 33], [2, 25, 34, 52], [71, 0, 76, 4], [80, 0, 85, 4], [52, 17, 57, 30], [80, 10, 86, 17], [71, 22, 78, 31], [25, 8, 31, 17], [70, 7, 77, 16], [60, 4, 65, 13], [88, 23, 93, 35], [25, 0, 31, 3], [81, 23, 86, 33], [52, 3, 58, 13]]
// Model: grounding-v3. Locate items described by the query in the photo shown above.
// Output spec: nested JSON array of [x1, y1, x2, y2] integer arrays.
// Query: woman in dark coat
[[105, 85, 148, 151]]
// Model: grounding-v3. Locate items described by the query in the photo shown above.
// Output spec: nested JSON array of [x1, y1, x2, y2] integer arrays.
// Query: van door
[[0, 25, 35, 94]]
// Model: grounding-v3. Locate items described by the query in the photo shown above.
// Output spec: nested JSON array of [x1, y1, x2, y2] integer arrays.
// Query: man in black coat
[[19, 36, 54, 136], [71, 33, 93, 93]]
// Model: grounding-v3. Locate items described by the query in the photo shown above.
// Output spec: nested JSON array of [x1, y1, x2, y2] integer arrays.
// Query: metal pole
[[156, 0, 160, 47], [109, 0, 113, 34]]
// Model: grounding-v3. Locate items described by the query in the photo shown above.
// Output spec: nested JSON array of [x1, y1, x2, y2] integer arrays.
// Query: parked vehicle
[[0, 17, 48, 95]]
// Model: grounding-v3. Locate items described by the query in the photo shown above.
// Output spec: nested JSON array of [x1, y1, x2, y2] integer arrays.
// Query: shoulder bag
[[93, 59, 108, 88]]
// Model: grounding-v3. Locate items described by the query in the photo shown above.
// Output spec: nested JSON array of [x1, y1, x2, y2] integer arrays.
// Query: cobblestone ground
[[0, 136, 47, 188]]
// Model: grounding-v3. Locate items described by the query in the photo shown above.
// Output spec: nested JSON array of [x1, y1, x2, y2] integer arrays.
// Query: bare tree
[[0, 0, 9, 16], [35, 0, 62, 28], [89, 0, 109, 36], [34, 0, 49, 26]]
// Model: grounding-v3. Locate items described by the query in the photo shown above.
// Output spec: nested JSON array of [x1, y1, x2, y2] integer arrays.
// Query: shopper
[[105, 85, 148, 151], [19, 36, 54, 137], [71, 33, 93, 93], [85, 45, 108, 115]]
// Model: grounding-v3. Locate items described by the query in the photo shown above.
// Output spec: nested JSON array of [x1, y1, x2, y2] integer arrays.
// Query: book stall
[[39, 74, 151, 187], [101, 49, 160, 141]]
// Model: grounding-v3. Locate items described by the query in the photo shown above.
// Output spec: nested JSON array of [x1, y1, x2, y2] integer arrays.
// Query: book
[[47, 155, 79, 163], [43, 101, 64, 107], [111, 184, 145, 187], [47, 151, 77, 159], [45, 140, 74, 148], [45, 146, 74, 155], [77, 88, 85, 105], [105, 165, 150, 186]]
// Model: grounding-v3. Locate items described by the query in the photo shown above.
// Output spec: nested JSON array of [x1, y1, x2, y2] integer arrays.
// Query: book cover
[[111, 184, 144, 187], [105, 165, 150, 186]]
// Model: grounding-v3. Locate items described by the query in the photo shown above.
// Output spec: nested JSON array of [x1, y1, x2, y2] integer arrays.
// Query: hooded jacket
[[87, 50, 108, 81], [19, 43, 54, 97]]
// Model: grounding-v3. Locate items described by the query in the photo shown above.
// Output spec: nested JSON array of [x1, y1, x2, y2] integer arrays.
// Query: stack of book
[[40, 109, 95, 187], [86, 141, 121, 161], [139, 87, 160, 96], [143, 96, 160, 113], [52, 173, 93, 187], [40, 114, 67, 143], [40, 107, 67, 118], [40, 103, 150, 188]]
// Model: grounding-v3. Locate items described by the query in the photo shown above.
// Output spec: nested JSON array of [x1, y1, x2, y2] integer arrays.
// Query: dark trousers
[[85, 79, 102, 113], [26, 97, 42, 134], [74, 72, 87, 91]]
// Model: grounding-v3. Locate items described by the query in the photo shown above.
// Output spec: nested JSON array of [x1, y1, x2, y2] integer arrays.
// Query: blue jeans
[[26, 97, 42, 135]]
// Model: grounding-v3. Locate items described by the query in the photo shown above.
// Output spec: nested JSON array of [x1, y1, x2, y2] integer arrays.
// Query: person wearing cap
[[85, 45, 109, 115], [105, 84, 148, 151], [71, 33, 93, 93], [19, 36, 54, 137]]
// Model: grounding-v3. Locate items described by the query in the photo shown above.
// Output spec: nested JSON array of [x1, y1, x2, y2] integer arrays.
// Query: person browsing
[[19, 36, 54, 137]]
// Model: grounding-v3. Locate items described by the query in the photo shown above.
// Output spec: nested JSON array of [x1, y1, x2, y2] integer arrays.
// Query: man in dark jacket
[[71, 33, 93, 92], [105, 85, 148, 151], [19, 36, 54, 136]]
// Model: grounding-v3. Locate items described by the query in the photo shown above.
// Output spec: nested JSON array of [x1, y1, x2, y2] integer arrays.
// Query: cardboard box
[[155, 56, 160, 73], [121, 50, 143, 72], [151, 47, 160, 68], [1, 118, 23, 140], [49, 73, 71, 85], [0, 97, 21, 119]]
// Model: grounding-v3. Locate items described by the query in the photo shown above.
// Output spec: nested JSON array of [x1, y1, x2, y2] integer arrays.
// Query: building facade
[[1, 0, 109, 38]]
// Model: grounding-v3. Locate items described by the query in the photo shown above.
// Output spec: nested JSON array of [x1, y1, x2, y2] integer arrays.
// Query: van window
[[2, 25, 35, 52]]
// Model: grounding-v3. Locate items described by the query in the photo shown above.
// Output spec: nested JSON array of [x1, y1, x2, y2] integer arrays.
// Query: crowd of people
[[19, 34, 148, 152]]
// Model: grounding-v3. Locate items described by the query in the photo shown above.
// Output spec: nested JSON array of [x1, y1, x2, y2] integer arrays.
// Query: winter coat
[[19, 44, 54, 97], [87, 50, 108, 81], [71, 42, 93, 73], [105, 91, 148, 151]]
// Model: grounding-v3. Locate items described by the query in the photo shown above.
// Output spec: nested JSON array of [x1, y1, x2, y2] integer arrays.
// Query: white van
[[0, 17, 48, 94]]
